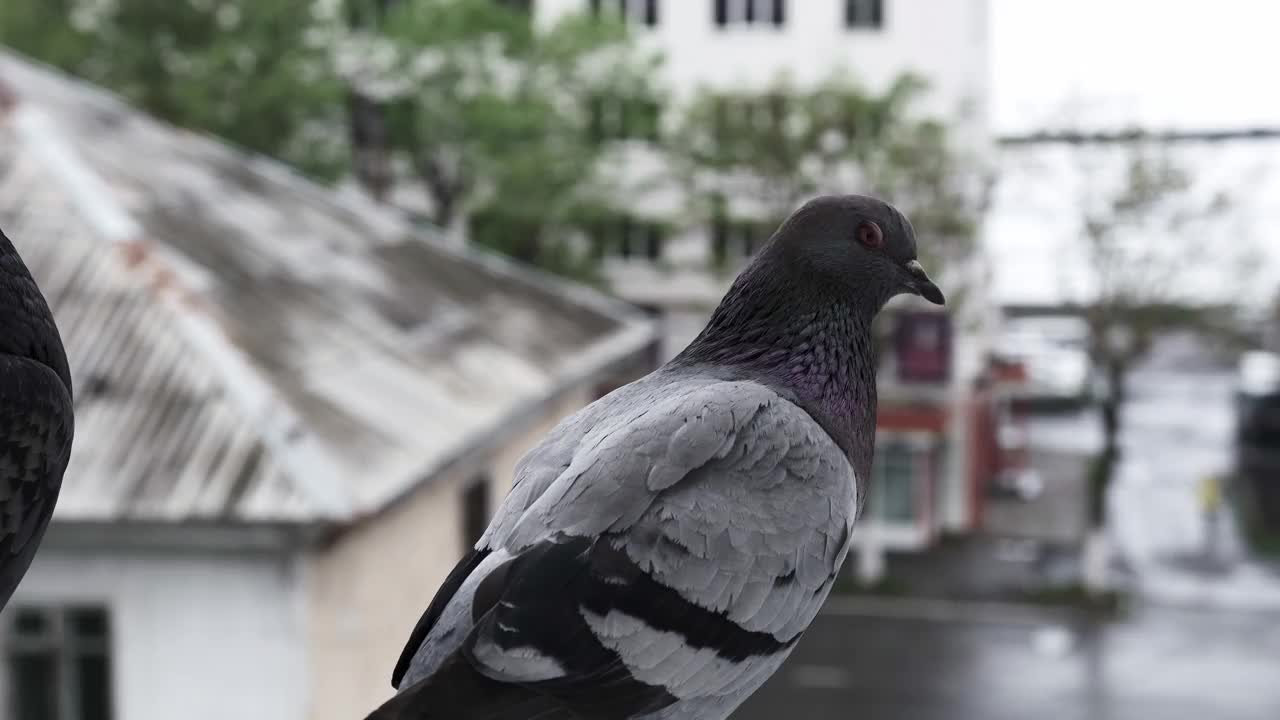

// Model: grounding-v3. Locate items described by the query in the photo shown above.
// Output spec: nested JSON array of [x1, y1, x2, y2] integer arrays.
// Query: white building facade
[[537, 0, 990, 359], [538, 0, 997, 566]]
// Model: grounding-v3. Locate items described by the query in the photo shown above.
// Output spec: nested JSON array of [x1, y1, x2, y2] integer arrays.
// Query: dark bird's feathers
[[368, 195, 942, 720], [0, 227, 74, 611]]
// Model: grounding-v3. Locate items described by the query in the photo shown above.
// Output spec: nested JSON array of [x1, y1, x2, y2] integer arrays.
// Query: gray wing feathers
[[622, 396, 855, 639], [445, 378, 857, 712], [488, 379, 856, 638]]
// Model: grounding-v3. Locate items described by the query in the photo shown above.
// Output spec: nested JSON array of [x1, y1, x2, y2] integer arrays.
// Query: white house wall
[[0, 544, 307, 720], [305, 388, 592, 720]]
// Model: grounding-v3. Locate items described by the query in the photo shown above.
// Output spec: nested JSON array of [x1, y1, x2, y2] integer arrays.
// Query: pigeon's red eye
[[857, 222, 883, 249]]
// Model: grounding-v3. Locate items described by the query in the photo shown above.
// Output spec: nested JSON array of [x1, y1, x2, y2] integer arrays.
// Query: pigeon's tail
[[363, 655, 568, 720]]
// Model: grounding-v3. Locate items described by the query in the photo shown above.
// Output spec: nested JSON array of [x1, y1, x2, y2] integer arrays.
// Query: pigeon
[[367, 195, 944, 720], [1, 226, 74, 611]]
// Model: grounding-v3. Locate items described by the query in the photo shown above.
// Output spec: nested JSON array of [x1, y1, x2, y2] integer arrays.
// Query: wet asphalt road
[[734, 603, 1280, 720]]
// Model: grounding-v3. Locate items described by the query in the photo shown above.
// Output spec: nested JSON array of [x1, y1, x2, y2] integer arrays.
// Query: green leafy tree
[[335, 0, 662, 274], [0, 0, 348, 179], [670, 72, 989, 292]]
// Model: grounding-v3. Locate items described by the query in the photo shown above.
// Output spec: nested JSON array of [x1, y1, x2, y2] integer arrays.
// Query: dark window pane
[[714, 0, 727, 26], [645, 0, 659, 25], [744, 0, 755, 23], [614, 96, 629, 139], [847, 0, 884, 27], [589, 220, 608, 258], [645, 225, 662, 260], [866, 106, 885, 137], [772, 0, 785, 25], [77, 653, 114, 720], [346, 0, 400, 27], [843, 109, 858, 141], [68, 608, 109, 641], [767, 94, 786, 130], [895, 312, 952, 383], [711, 215, 728, 265], [462, 479, 490, 549], [11, 650, 59, 720], [8, 607, 115, 720], [642, 100, 660, 141], [874, 443, 916, 522], [711, 97, 727, 144], [588, 96, 604, 143], [620, 217, 634, 257], [12, 608, 49, 637]]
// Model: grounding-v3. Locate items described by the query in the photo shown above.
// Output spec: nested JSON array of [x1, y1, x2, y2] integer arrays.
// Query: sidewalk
[[984, 448, 1089, 543], [844, 366, 1280, 612], [840, 533, 1084, 605], [841, 447, 1090, 604], [1114, 498, 1280, 612], [1096, 368, 1280, 611]]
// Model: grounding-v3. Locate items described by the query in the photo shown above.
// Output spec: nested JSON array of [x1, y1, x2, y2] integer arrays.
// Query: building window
[[588, 95, 661, 142], [870, 442, 916, 523], [462, 478, 490, 549], [894, 311, 952, 384], [591, 0, 659, 26], [345, 0, 401, 28], [5, 606, 113, 720], [710, 214, 771, 265], [496, 0, 534, 13], [710, 95, 788, 152], [591, 216, 664, 260], [714, 0, 785, 28], [846, 0, 883, 28]]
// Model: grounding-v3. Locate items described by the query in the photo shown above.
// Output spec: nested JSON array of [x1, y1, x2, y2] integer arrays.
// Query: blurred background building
[[0, 50, 654, 719]]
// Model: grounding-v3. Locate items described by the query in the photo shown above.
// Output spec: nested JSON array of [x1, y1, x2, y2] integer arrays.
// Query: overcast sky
[[992, 0, 1280, 133]]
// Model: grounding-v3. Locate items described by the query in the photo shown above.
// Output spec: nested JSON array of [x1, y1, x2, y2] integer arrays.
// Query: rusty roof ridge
[[8, 102, 354, 522]]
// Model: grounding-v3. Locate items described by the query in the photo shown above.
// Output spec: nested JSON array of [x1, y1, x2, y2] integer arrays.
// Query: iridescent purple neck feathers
[[671, 264, 880, 482]]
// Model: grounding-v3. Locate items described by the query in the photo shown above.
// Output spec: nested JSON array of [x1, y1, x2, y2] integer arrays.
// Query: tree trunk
[[344, 0, 399, 202], [416, 156, 460, 231], [347, 91, 393, 202], [1091, 359, 1127, 527], [1084, 358, 1127, 592]]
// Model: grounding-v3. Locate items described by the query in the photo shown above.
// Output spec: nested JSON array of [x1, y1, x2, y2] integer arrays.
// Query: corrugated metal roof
[[0, 50, 654, 525]]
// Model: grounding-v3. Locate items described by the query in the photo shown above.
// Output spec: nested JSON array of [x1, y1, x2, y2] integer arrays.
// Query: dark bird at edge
[[0, 225, 74, 611]]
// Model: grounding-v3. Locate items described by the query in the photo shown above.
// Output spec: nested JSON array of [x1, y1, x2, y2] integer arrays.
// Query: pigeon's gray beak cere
[[903, 259, 945, 305]]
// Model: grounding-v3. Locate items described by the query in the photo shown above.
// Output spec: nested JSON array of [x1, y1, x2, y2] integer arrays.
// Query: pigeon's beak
[[902, 260, 946, 305]]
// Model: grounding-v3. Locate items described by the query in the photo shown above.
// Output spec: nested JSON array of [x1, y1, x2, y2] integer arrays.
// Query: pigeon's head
[[767, 194, 945, 309]]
